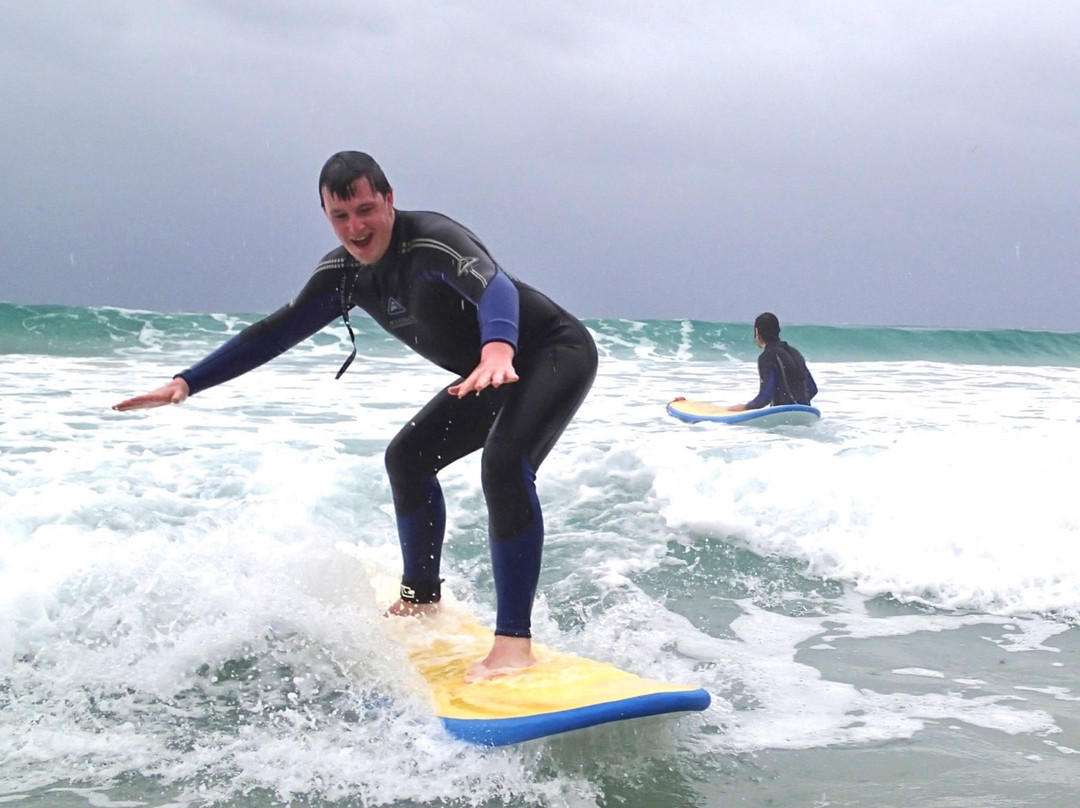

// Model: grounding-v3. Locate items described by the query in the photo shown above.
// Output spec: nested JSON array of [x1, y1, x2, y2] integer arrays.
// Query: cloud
[[1, 1, 1078, 329]]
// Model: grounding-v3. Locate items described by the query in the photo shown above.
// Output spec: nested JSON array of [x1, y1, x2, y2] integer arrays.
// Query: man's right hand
[[112, 377, 190, 411]]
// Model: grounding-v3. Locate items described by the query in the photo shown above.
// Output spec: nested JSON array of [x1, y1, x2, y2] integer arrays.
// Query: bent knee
[[384, 429, 424, 479], [482, 441, 537, 539]]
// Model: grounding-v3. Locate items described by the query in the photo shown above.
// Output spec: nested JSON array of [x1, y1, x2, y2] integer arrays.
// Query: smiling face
[[321, 177, 395, 265]]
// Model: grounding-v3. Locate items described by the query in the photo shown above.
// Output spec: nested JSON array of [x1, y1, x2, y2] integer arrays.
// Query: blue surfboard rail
[[441, 687, 711, 746], [667, 401, 821, 426]]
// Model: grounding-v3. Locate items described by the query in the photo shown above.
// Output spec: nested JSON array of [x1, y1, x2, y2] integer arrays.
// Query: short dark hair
[[754, 312, 781, 342], [319, 151, 392, 208]]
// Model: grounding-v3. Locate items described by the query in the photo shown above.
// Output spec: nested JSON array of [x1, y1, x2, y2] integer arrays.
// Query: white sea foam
[[645, 361, 1080, 619], [3, 340, 1080, 805]]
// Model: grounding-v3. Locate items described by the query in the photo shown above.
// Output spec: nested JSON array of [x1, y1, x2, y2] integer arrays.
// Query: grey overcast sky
[[2, 1, 1077, 330]]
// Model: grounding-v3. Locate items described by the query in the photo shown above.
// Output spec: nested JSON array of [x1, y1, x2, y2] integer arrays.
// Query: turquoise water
[[2, 302, 1080, 807], [4, 302, 1080, 366]]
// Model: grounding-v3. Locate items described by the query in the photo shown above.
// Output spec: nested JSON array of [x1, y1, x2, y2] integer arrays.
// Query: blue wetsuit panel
[[745, 368, 779, 410]]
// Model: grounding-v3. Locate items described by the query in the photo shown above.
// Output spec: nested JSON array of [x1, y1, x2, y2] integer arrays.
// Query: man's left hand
[[448, 341, 519, 397]]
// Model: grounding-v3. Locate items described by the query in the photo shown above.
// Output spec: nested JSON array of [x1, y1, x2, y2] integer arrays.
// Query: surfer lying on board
[[113, 151, 597, 680], [720, 312, 817, 412]]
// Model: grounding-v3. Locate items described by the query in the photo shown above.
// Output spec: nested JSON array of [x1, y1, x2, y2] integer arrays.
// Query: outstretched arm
[[113, 377, 190, 411], [111, 265, 345, 412]]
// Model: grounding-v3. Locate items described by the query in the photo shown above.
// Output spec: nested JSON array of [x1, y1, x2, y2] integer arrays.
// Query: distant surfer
[[720, 312, 817, 412], [113, 151, 597, 680]]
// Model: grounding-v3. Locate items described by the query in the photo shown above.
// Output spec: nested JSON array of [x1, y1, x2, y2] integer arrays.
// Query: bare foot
[[385, 598, 440, 619], [465, 635, 535, 682]]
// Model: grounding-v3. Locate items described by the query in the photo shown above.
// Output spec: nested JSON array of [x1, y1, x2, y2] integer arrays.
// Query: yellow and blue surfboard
[[399, 606, 710, 746], [667, 398, 821, 427], [353, 545, 710, 746]]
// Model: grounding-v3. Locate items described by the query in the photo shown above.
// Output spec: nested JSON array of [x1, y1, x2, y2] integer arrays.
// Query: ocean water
[[2, 301, 1080, 808]]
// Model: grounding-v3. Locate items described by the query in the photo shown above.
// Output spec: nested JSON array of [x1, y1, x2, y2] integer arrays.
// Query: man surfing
[[114, 151, 597, 680]]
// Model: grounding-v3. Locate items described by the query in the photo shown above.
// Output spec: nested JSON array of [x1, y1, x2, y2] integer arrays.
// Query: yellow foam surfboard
[[347, 541, 709, 746], [385, 603, 710, 745], [667, 398, 821, 426]]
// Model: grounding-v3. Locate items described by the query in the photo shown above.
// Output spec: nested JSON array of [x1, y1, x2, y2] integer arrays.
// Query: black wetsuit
[[745, 340, 817, 409], [178, 209, 597, 638]]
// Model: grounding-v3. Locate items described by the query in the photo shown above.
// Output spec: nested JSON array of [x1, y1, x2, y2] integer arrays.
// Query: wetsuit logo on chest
[[385, 296, 417, 330]]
